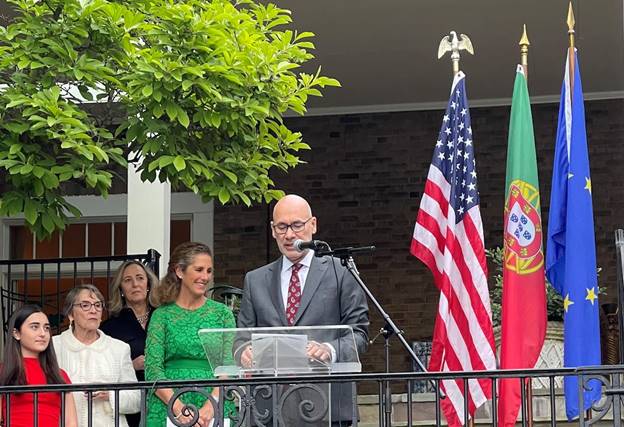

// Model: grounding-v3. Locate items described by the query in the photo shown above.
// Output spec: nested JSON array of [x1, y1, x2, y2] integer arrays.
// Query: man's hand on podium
[[306, 341, 331, 362], [241, 345, 253, 368]]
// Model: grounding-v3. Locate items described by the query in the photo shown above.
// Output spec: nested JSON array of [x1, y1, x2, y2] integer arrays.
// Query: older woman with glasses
[[53, 284, 141, 427]]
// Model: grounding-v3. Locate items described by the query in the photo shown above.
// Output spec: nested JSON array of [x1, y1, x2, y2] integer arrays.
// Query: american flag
[[410, 72, 496, 426]]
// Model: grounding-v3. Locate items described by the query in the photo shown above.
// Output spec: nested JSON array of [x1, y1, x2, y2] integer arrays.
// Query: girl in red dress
[[0, 305, 78, 427]]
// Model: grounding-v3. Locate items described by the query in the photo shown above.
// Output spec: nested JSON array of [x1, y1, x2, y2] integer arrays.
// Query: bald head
[[273, 194, 312, 219], [271, 194, 317, 262]]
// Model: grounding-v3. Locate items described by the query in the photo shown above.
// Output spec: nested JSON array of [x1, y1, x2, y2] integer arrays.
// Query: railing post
[[615, 229, 624, 363], [147, 248, 161, 277], [526, 380, 533, 427]]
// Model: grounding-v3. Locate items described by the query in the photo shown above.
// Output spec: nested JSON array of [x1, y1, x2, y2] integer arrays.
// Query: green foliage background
[[0, 0, 339, 239]]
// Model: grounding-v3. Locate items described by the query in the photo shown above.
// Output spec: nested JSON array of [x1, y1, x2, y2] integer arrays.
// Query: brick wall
[[213, 98, 624, 376]]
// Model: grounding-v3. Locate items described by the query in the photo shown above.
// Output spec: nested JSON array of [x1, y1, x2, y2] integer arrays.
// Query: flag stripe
[[437, 291, 489, 403], [416, 193, 496, 367]]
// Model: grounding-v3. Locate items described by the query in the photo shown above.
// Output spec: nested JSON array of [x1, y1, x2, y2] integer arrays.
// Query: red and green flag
[[497, 65, 547, 427]]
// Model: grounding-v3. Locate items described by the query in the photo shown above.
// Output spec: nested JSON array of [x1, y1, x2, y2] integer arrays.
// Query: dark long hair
[[0, 305, 66, 386]]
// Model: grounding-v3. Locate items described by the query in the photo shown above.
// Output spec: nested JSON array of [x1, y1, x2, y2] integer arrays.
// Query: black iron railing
[[1, 366, 624, 427], [0, 249, 160, 334]]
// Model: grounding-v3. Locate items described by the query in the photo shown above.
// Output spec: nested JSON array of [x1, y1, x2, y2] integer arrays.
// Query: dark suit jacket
[[237, 255, 369, 422]]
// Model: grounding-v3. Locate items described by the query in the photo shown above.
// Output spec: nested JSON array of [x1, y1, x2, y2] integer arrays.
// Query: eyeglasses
[[272, 217, 313, 235], [73, 301, 105, 312]]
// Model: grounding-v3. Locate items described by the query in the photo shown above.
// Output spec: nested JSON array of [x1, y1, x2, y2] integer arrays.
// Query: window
[[9, 220, 191, 260]]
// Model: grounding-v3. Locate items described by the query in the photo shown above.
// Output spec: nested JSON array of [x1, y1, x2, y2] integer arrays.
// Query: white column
[[192, 209, 214, 253], [127, 163, 171, 276]]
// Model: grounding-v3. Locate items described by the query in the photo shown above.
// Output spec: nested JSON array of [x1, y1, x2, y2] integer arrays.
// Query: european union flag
[[546, 50, 601, 420]]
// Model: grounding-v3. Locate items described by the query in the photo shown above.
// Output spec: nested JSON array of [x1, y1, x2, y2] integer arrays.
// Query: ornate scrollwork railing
[[166, 382, 330, 427]]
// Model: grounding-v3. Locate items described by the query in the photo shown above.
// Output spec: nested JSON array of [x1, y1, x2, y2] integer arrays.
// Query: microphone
[[293, 239, 327, 252]]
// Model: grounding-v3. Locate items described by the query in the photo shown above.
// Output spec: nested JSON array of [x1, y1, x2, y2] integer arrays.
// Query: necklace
[[135, 308, 150, 328]]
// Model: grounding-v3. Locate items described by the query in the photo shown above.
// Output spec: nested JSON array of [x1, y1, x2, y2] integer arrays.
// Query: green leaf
[[42, 173, 59, 189], [42, 215, 55, 233], [85, 171, 97, 187], [78, 86, 94, 101], [158, 156, 174, 167], [66, 204, 82, 218], [20, 164, 33, 174], [24, 200, 37, 225], [239, 192, 251, 207], [153, 104, 164, 118], [177, 109, 190, 128], [173, 156, 186, 171], [142, 85, 153, 97], [49, 86, 61, 102], [222, 169, 238, 183], [218, 187, 230, 204], [5, 123, 30, 134], [166, 102, 178, 121], [33, 180, 44, 196]]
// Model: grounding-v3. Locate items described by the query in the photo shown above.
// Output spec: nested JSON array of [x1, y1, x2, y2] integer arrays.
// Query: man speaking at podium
[[237, 194, 370, 426]]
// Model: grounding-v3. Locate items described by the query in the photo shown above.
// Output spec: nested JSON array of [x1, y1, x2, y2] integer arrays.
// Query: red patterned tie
[[286, 263, 303, 325]]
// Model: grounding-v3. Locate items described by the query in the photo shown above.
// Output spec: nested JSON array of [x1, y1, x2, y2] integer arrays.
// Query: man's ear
[[310, 217, 318, 235]]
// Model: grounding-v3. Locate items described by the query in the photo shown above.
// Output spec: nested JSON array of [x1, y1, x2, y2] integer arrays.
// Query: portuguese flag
[[497, 65, 547, 427]]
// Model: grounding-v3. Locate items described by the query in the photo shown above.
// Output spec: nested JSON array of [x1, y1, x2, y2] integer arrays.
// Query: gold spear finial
[[519, 24, 530, 80], [567, 2, 575, 49], [567, 2, 575, 94]]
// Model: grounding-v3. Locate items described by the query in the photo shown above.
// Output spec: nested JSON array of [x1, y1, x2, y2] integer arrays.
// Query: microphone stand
[[315, 243, 443, 427]]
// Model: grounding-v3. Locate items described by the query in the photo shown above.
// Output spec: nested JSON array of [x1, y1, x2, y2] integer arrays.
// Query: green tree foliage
[[0, 0, 339, 239]]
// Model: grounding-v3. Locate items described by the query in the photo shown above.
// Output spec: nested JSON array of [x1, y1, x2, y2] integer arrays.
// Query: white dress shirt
[[280, 249, 315, 310], [279, 250, 336, 361]]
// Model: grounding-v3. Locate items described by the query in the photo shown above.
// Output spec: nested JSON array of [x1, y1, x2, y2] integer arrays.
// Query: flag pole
[[518, 24, 536, 427], [567, 2, 576, 96]]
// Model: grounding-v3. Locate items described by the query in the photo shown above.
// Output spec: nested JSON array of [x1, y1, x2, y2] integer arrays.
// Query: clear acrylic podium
[[198, 325, 362, 426]]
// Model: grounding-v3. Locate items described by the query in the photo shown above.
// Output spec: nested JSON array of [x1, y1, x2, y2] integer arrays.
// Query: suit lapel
[[294, 255, 328, 324], [268, 258, 289, 326]]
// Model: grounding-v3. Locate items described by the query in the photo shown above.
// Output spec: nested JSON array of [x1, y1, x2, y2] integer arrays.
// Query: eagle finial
[[438, 31, 474, 76]]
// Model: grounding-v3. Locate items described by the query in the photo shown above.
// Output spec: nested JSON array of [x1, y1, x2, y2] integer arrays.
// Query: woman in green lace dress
[[145, 242, 236, 426]]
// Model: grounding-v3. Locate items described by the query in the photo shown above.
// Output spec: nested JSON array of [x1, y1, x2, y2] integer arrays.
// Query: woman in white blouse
[[53, 284, 141, 427]]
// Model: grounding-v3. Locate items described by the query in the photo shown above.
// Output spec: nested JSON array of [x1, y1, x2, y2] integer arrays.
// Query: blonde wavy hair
[[108, 260, 160, 316], [155, 242, 213, 306]]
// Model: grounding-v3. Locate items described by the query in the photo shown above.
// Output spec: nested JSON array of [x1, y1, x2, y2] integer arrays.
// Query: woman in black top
[[101, 260, 159, 427]]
